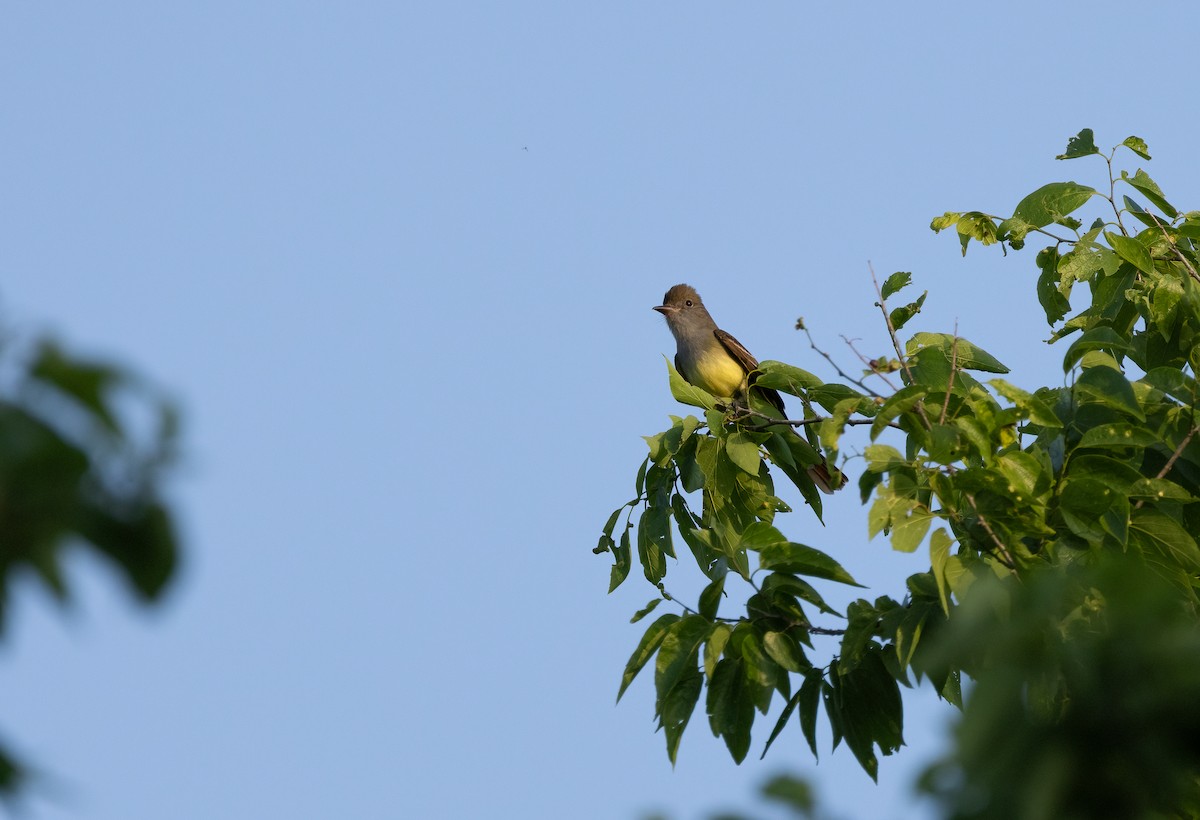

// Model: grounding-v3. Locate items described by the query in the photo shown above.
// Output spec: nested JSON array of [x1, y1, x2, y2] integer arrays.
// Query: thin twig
[[731, 404, 896, 431], [745, 599, 846, 635], [841, 335, 900, 393], [799, 325, 885, 398], [1156, 422, 1200, 480], [964, 492, 1016, 570], [1105, 152, 1126, 232], [869, 262, 932, 430]]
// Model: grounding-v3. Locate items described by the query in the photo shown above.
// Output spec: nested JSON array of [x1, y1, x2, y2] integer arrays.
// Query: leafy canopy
[[597, 129, 1200, 817]]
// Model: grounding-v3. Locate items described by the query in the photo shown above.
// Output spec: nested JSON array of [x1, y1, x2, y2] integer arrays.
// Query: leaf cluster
[[599, 130, 1200, 815]]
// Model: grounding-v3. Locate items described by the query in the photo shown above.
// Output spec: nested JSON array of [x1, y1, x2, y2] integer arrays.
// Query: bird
[[654, 283, 841, 495]]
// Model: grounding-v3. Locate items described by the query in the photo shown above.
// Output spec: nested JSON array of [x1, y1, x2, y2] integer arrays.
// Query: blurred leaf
[[30, 340, 123, 433], [760, 774, 816, 817]]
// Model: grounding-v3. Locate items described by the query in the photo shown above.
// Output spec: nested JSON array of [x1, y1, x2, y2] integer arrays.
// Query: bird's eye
[[685, 299, 693, 307]]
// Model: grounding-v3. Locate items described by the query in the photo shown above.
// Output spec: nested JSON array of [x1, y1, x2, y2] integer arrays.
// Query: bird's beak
[[653, 305, 675, 315]]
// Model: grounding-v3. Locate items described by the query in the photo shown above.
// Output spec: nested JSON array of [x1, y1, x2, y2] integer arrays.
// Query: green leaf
[[954, 212, 999, 255], [1130, 509, 1200, 572], [930, 212, 960, 233], [699, 575, 725, 620], [870, 385, 927, 441], [881, 271, 913, 301], [706, 657, 754, 763], [889, 291, 927, 331], [617, 612, 680, 701], [757, 541, 862, 586], [660, 665, 703, 765], [890, 506, 933, 554], [740, 630, 781, 715], [1123, 168, 1177, 217], [1012, 182, 1096, 229], [762, 572, 842, 617], [1142, 368, 1200, 404], [1121, 136, 1151, 160], [656, 615, 713, 715], [908, 332, 1009, 373], [988, 379, 1061, 427], [704, 623, 732, 679], [1036, 247, 1071, 324], [1124, 195, 1161, 230], [631, 598, 663, 623], [755, 361, 823, 394], [1077, 423, 1160, 449], [954, 415, 993, 461], [634, 457, 650, 494], [825, 647, 904, 781], [1105, 231, 1155, 275], [760, 688, 804, 761], [995, 451, 1046, 499], [1062, 327, 1132, 373], [1130, 478, 1195, 503], [1075, 367, 1144, 420], [1056, 128, 1099, 160], [609, 524, 633, 592], [725, 431, 763, 475], [930, 528, 954, 615], [638, 506, 671, 583], [798, 670, 822, 758], [1059, 478, 1128, 546], [763, 631, 809, 673], [864, 444, 906, 472], [666, 358, 717, 410]]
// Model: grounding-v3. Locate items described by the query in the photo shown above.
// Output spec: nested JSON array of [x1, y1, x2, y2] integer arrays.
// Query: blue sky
[[2, 3, 1198, 818]]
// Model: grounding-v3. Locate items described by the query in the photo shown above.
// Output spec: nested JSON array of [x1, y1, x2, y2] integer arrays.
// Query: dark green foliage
[[0, 332, 183, 799]]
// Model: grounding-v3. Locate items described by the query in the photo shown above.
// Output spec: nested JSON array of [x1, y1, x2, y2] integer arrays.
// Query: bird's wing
[[713, 328, 786, 415]]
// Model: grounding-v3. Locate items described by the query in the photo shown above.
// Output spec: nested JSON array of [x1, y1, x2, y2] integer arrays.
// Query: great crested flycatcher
[[654, 283, 841, 495]]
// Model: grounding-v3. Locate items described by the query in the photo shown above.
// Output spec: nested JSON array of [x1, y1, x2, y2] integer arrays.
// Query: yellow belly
[[691, 348, 747, 398]]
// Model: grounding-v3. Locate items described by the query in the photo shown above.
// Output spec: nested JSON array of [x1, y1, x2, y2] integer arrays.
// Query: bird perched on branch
[[654, 283, 842, 496]]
